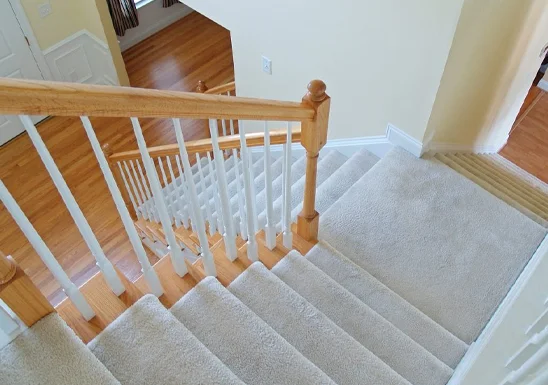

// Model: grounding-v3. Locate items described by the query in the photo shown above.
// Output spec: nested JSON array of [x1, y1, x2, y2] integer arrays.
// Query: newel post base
[[296, 80, 331, 243]]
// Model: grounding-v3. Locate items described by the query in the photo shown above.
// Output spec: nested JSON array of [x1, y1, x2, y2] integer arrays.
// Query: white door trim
[[7, 0, 53, 81]]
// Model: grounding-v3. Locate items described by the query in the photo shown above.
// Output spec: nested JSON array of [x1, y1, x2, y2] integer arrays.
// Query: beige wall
[[182, 0, 465, 141], [19, 0, 107, 50], [425, 0, 548, 149]]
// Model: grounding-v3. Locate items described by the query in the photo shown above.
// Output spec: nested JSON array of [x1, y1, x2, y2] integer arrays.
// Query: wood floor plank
[[0, 12, 234, 306]]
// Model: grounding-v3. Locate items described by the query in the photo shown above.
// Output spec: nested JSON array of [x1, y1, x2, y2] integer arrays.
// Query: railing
[[0, 77, 330, 324]]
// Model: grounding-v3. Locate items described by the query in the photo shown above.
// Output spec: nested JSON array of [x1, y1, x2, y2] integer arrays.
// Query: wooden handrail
[[0, 251, 54, 326], [0, 78, 315, 121], [204, 81, 236, 95], [109, 127, 302, 162]]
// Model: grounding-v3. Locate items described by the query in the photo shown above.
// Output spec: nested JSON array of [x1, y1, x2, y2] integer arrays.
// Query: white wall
[[181, 0, 465, 142], [118, 0, 193, 51]]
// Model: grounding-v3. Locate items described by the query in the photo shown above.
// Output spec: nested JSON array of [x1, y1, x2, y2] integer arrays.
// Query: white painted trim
[[7, 0, 53, 80], [386, 123, 424, 157], [538, 79, 548, 93], [42, 30, 108, 56], [119, 3, 193, 51], [447, 235, 548, 385]]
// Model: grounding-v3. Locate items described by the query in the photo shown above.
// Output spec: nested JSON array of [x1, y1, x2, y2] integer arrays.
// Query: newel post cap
[[196, 80, 208, 93], [304, 80, 328, 103], [102, 143, 113, 157]]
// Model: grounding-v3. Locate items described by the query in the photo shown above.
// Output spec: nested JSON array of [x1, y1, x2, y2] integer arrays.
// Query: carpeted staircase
[[2, 147, 546, 385]]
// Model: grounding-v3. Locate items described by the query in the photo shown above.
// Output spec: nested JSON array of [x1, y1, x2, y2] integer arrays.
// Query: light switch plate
[[38, 2, 52, 18], [262, 56, 272, 75]]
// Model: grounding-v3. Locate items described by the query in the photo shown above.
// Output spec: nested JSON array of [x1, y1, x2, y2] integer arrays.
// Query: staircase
[[0, 77, 547, 385]]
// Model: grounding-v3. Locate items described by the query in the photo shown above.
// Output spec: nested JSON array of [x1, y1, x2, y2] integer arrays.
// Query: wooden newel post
[[0, 251, 54, 326], [102, 143, 137, 221], [297, 80, 330, 242], [196, 80, 209, 93]]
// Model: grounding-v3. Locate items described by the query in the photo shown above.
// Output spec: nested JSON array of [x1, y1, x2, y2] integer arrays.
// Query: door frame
[[6, 0, 53, 81]]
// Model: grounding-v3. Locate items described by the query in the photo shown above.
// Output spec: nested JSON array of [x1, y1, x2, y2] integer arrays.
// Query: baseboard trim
[[427, 142, 505, 154], [447, 235, 548, 385], [119, 4, 193, 51]]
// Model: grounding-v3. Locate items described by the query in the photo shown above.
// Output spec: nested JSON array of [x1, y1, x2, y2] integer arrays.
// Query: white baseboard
[[43, 30, 119, 86], [447, 235, 548, 385], [251, 123, 424, 159], [427, 141, 506, 155], [119, 2, 193, 51], [538, 79, 548, 92]]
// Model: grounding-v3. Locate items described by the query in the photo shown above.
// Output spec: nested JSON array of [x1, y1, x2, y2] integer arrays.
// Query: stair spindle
[[80, 117, 164, 296], [158, 157, 180, 227], [129, 160, 153, 221], [208, 119, 238, 261], [166, 156, 188, 228], [297, 80, 330, 242], [19, 115, 125, 296], [136, 159, 159, 222], [238, 120, 259, 261], [172, 119, 216, 277], [115, 160, 140, 220], [130, 117, 188, 277], [228, 119, 247, 239], [282, 122, 293, 248], [196, 153, 216, 235], [0, 180, 94, 321], [174, 155, 192, 229], [207, 152, 224, 233], [263, 121, 277, 250]]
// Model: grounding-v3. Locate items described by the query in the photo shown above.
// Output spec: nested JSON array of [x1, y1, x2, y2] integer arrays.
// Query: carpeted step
[[290, 148, 379, 226], [170, 277, 336, 385], [459, 154, 548, 210], [228, 262, 411, 385], [232, 153, 308, 226], [487, 153, 548, 195], [88, 295, 244, 385], [257, 150, 348, 230], [305, 241, 468, 369], [443, 153, 548, 222], [320, 147, 546, 344], [0, 313, 120, 385], [272, 251, 453, 385], [434, 154, 548, 227]]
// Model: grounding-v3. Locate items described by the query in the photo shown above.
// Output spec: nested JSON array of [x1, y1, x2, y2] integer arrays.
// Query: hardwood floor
[[0, 12, 234, 306], [500, 83, 548, 184]]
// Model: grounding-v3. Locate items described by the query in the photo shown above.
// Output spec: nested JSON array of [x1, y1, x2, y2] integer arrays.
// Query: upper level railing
[[0, 77, 330, 328]]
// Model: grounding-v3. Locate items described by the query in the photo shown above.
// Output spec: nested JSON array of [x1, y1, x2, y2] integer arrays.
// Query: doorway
[[0, 0, 48, 145]]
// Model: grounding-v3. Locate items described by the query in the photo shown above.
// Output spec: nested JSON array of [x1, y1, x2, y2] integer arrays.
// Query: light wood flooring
[[0, 12, 234, 306]]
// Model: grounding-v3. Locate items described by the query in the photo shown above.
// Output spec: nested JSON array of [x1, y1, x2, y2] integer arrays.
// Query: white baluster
[[263, 121, 276, 250], [117, 162, 141, 219], [158, 157, 180, 227], [136, 159, 159, 222], [229, 120, 247, 239], [238, 120, 259, 261], [0, 305, 19, 335], [282, 122, 293, 249], [166, 156, 187, 228], [172, 118, 216, 276], [208, 119, 237, 261], [0, 179, 95, 320], [174, 155, 191, 229], [221, 119, 229, 156], [207, 152, 224, 233], [80, 117, 164, 296], [528, 366, 548, 385], [130, 117, 188, 277], [129, 160, 152, 220], [19, 115, 125, 296], [196, 153, 216, 235], [501, 343, 548, 385]]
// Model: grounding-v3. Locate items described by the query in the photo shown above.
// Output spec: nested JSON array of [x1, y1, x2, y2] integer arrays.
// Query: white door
[[0, 0, 45, 146]]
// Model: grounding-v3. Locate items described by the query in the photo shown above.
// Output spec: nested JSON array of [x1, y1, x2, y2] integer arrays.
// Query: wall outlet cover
[[262, 56, 272, 75]]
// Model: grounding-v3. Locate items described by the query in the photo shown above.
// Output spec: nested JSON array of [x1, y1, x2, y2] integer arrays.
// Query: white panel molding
[[43, 30, 119, 86], [447, 235, 548, 385], [119, 1, 193, 51]]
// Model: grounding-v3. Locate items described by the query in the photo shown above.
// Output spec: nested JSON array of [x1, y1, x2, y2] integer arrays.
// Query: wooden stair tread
[[56, 268, 143, 344]]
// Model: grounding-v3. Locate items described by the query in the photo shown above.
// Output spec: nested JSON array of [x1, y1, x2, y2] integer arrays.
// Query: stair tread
[[0, 313, 120, 385], [257, 149, 348, 230], [228, 262, 411, 385], [319, 147, 546, 344], [88, 295, 244, 385], [272, 251, 453, 385], [170, 277, 336, 385], [307, 241, 468, 368], [488, 154, 548, 195], [290, 147, 379, 222]]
